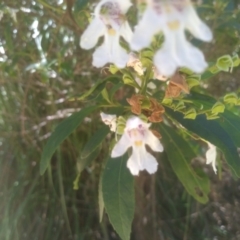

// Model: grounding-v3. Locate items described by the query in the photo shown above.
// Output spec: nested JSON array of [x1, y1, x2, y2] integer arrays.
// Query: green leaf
[[166, 107, 240, 177], [110, 82, 124, 100], [81, 125, 110, 159], [218, 111, 240, 147], [159, 124, 210, 203], [99, 171, 104, 223], [206, 112, 220, 120], [232, 54, 240, 67], [208, 64, 220, 74], [109, 64, 119, 74], [77, 76, 120, 101], [186, 77, 200, 89], [77, 145, 101, 173], [184, 108, 197, 119], [162, 98, 172, 105], [223, 93, 238, 104], [102, 154, 135, 240], [122, 74, 139, 88], [185, 91, 240, 147], [211, 101, 225, 114], [174, 101, 185, 111], [216, 55, 233, 72], [74, 0, 89, 12], [40, 106, 97, 175], [101, 88, 111, 103]]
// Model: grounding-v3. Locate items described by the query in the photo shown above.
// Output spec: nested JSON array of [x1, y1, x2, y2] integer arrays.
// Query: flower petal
[[127, 150, 142, 176], [100, 112, 117, 132], [206, 142, 217, 174], [92, 43, 110, 68], [131, 7, 160, 51], [145, 130, 164, 152], [142, 151, 158, 174], [126, 116, 151, 131], [182, 43, 207, 73], [127, 146, 158, 175], [173, 31, 208, 73], [120, 21, 133, 43], [93, 33, 129, 68], [80, 18, 105, 50], [111, 133, 131, 158], [154, 47, 178, 77], [117, 0, 132, 14], [184, 5, 213, 42]]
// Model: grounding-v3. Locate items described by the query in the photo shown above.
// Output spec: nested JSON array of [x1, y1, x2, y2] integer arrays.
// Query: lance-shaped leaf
[[80, 125, 110, 158], [102, 153, 135, 240], [218, 110, 240, 147], [77, 145, 101, 173], [98, 173, 104, 223], [159, 124, 210, 204], [185, 92, 240, 147], [40, 106, 97, 175], [77, 76, 120, 101], [166, 107, 240, 177]]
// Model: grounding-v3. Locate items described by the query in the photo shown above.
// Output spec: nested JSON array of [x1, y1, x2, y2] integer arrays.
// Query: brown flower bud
[[165, 72, 189, 98], [127, 94, 144, 115]]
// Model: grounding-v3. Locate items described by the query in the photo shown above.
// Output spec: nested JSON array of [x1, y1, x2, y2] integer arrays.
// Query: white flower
[[111, 116, 163, 175], [80, 0, 133, 68], [206, 142, 217, 174], [100, 112, 117, 132], [131, 0, 213, 76]]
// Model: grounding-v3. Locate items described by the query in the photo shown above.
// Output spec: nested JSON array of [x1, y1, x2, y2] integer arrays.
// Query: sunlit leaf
[[223, 93, 238, 104], [184, 108, 197, 119], [211, 102, 225, 114], [216, 55, 233, 72]]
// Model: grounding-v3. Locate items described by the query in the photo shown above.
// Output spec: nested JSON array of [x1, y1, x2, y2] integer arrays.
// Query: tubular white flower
[[80, 0, 133, 68], [206, 142, 217, 174], [111, 116, 163, 175], [131, 0, 213, 76], [100, 112, 117, 132]]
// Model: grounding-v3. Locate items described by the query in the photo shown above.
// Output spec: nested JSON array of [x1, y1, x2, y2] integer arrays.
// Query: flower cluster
[[131, 0, 212, 76], [81, 0, 216, 176], [80, 0, 133, 68], [80, 0, 212, 76]]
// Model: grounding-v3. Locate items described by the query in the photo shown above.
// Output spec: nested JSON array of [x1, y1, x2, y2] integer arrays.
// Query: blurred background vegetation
[[1, 0, 240, 239]]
